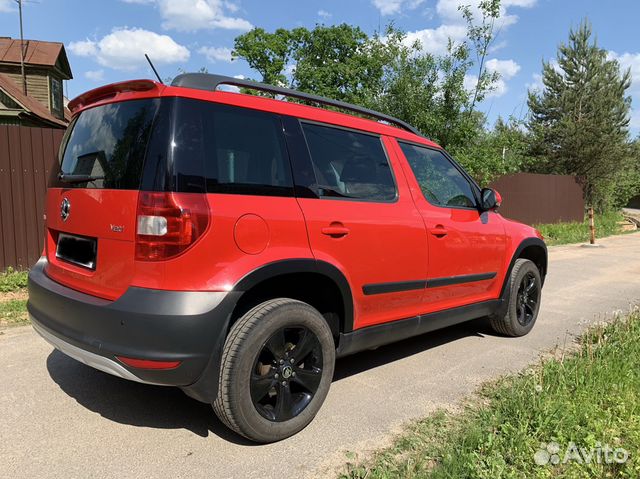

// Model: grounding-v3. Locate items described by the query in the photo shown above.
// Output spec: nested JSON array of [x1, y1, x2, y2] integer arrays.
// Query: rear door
[[284, 118, 428, 330], [45, 98, 160, 300], [393, 140, 507, 311]]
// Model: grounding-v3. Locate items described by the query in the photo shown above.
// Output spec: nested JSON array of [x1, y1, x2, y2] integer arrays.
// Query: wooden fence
[[0, 125, 64, 270], [489, 172, 585, 225]]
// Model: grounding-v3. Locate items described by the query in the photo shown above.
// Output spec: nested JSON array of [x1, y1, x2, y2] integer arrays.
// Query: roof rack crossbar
[[170, 73, 423, 137]]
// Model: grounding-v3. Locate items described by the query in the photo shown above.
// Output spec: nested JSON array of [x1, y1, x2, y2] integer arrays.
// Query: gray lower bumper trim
[[32, 317, 163, 386]]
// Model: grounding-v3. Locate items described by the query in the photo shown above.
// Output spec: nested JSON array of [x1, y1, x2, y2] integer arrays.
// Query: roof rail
[[170, 73, 424, 137]]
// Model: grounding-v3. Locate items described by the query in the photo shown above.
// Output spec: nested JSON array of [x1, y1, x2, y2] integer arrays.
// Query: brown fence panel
[[489, 173, 584, 225], [0, 125, 64, 270]]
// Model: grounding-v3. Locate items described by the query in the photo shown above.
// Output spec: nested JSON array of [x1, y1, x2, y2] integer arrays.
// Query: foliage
[[0, 267, 28, 293], [232, 1, 504, 154], [535, 210, 625, 246], [527, 20, 633, 211], [0, 299, 28, 327], [342, 311, 640, 478], [449, 116, 530, 184]]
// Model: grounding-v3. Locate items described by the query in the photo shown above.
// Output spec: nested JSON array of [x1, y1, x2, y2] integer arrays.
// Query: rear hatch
[[45, 98, 160, 300]]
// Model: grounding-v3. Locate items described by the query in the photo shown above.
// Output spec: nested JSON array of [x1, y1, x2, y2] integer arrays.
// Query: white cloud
[[318, 9, 332, 19], [526, 72, 543, 92], [0, 0, 14, 12], [372, 0, 425, 16], [157, 0, 252, 31], [435, 0, 536, 28], [84, 69, 105, 82], [198, 46, 233, 63], [68, 39, 97, 57], [465, 58, 520, 98], [69, 28, 190, 71], [485, 58, 520, 79], [403, 24, 467, 55]]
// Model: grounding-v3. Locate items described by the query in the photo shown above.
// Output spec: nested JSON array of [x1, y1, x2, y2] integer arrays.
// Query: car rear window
[[57, 98, 160, 189]]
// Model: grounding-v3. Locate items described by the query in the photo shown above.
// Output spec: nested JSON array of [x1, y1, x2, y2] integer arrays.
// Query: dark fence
[[0, 125, 64, 270], [489, 173, 584, 225]]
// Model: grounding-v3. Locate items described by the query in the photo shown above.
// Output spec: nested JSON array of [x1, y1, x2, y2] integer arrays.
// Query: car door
[[393, 140, 507, 313], [283, 118, 429, 330]]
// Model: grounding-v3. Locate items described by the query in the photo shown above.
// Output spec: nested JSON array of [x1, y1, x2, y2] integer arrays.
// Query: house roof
[[0, 72, 67, 127], [0, 38, 72, 79]]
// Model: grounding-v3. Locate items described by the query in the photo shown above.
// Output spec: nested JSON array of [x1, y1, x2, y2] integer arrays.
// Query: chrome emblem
[[282, 366, 293, 379], [60, 197, 71, 221], [110, 224, 124, 233]]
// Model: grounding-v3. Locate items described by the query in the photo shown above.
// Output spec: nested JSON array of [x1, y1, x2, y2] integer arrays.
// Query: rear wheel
[[489, 259, 542, 337], [213, 298, 335, 443]]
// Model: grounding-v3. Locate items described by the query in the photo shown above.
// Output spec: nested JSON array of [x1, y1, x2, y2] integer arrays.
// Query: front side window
[[399, 142, 477, 208], [301, 122, 396, 201]]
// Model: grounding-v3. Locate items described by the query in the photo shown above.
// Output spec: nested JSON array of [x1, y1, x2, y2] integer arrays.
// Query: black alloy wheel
[[250, 326, 324, 422], [515, 271, 539, 326]]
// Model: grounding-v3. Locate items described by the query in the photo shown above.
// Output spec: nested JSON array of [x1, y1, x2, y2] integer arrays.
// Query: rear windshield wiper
[[58, 173, 105, 184]]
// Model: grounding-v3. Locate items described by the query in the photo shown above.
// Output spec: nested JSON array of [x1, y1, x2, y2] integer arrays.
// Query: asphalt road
[[2, 232, 640, 479]]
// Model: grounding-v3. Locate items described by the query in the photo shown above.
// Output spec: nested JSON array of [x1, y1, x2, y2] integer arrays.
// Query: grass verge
[[0, 267, 28, 293], [535, 210, 626, 246], [0, 267, 29, 328], [342, 310, 640, 478], [0, 299, 28, 328]]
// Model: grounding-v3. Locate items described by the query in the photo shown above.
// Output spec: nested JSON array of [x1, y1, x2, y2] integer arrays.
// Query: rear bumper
[[28, 258, 241, 402]]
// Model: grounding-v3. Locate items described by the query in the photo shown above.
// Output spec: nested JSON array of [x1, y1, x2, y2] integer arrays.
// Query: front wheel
[[489, 259, 542, 337], [213, 298, 335, 443]]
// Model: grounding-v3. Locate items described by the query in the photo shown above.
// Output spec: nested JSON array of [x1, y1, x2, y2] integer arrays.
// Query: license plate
[[56, 233, 97, 270]]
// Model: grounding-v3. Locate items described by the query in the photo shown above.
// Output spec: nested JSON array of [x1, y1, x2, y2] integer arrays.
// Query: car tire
[[489, 259, 542, 337], [213, 298, 336, 443]]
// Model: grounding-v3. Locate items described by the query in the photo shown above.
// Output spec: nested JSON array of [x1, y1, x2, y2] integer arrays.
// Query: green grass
[[0, 299, 28, 327], [342, 311, 640, 479], [535, 211, 626, 246], [0, 267, 28, 293]]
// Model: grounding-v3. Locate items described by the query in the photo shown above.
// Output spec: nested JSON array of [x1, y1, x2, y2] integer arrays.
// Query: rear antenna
[[145, 54, 164, 84]]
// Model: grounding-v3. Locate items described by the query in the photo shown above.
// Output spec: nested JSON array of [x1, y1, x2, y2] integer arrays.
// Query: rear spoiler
[[68, 79, 159, 113]]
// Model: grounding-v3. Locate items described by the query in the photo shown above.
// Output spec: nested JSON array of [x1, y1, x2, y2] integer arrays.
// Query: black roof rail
[[170, 73, 424, 137]]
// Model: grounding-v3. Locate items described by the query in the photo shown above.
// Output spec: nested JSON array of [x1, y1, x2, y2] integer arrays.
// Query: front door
[[286, 119, 428, 329], [393, 140, 507, 313]]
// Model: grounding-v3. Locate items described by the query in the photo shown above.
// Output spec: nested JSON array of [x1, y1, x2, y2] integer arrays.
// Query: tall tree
[[527, 19, 632, 210]]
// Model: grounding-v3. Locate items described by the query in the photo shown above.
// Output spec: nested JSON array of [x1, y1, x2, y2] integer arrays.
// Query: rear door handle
[[321, 225, 350, 237], [428, 225, 448, 237]]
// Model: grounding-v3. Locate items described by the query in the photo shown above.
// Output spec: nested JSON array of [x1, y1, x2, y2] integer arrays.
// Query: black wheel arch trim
[[500, 237, 547, 299], [232, 258, 355, 333]]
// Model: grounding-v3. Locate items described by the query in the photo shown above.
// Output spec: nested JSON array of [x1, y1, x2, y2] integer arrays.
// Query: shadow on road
[[45, 317, 496, 441]]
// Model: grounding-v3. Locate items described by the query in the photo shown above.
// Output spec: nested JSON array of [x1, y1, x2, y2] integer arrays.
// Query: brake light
[[135, 191, 210, 261]]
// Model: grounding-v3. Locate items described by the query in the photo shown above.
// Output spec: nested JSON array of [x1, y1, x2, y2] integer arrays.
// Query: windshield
[[57, 98, 160, 189]]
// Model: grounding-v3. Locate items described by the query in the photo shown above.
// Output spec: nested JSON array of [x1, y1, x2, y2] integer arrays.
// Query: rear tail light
[[135, 191, 210, 261]]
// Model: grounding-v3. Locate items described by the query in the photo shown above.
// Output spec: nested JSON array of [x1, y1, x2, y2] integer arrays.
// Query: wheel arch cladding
[[231, 259, 355, 336], [502, 238, 548, 297]]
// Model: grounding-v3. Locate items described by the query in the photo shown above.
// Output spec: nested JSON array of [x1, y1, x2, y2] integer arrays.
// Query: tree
[[232, 1, 502, 153], [527, 19, 633, 210]]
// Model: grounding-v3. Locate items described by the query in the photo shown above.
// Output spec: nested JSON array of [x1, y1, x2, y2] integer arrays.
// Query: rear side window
[[143, 97, 293, 196], [301, 123, 396, 201], [58, 98, 159, 189], [399, 142, 477, 208]]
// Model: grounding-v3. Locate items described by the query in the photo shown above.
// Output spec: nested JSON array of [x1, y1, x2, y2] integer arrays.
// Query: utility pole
[[16, 0, 27, 95]]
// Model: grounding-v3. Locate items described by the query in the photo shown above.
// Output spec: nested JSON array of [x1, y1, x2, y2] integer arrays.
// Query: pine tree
[[527, 19, 632, 210]]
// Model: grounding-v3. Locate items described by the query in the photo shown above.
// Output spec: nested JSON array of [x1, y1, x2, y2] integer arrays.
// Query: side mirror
[[480, 188, 502, 211]]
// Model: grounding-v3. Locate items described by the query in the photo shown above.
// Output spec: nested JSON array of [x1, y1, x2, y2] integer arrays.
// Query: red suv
[[28, 74, 546, 443]]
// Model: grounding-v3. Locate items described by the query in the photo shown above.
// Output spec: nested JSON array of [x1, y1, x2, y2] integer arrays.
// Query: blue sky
[[1, 0, 639, 134]]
